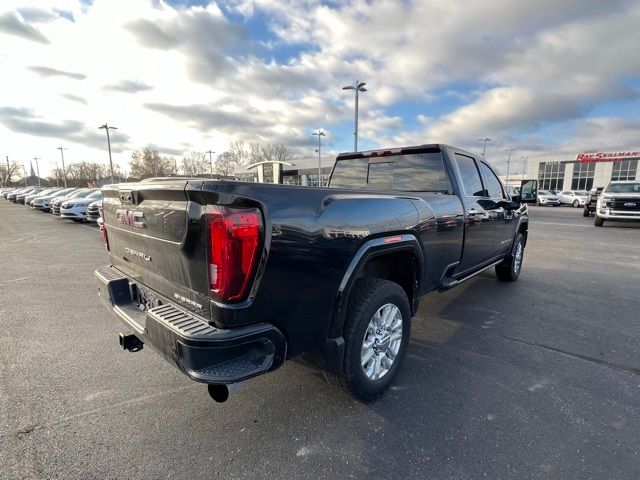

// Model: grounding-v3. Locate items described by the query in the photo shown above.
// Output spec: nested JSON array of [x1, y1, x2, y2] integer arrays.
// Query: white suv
[[557, 190, 589, 207], [536, 190, 560, 206]]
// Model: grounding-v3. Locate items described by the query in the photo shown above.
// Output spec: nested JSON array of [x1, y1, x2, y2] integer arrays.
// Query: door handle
[[467, 208, 479, 216]]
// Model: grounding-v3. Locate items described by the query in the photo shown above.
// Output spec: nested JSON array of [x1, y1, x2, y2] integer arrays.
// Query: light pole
[[206, 150, 215, 178], [342, 80, 367, 152], [99, 123, 117, 183], [312, 129, 325, 186], [5, 155, 9, 186], [57, 146, 68, 188], [477, 136, 491, 159], [521, 154, 529, 179], [23, 164, 27, 187], [33, 157, 41, 186], [505, 147, 514, 187]]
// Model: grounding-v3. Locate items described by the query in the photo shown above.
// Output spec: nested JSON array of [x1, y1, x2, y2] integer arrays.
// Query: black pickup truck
[[95, 144, 537, 402]]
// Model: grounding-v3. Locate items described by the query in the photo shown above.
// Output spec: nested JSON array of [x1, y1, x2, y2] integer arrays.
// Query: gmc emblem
[[116, 209, 145, 228]]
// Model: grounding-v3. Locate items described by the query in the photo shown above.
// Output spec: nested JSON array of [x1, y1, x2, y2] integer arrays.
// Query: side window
[[455, 154, 485, 197], [479, 162, 506, 199]]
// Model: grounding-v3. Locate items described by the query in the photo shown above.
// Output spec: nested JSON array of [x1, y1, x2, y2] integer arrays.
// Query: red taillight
[[208, 206, 262, 302], [100, 223, 110, 252]]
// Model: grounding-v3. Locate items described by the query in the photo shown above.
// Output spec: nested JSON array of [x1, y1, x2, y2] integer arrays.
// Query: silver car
[[557, 190, 589, 207]]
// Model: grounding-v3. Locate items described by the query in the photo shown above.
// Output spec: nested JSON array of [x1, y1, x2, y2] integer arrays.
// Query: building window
[[612, 159, 638, 181], [571, 162, 595, 190], [538, 162, 565, 191], [283, 175, 301, 185]]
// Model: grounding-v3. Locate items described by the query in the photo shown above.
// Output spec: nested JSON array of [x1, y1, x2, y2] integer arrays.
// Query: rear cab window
[[329, 150, 452, 193]]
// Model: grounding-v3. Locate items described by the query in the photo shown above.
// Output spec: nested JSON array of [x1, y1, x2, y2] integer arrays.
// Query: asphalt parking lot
[[1, 202, 639, 480]]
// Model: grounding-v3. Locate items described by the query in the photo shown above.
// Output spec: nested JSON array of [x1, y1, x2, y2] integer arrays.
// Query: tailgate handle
[[119, 190, 134, 204]]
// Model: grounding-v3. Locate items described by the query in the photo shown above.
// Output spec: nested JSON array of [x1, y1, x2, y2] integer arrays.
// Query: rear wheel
[[495, 233, 524, 282], [327, 277, 411, 401], [594, 215, 604, 227], [573, 200, 579, 207], [583, 206, 590, 217]]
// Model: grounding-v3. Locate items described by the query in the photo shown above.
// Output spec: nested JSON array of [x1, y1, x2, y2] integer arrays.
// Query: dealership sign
[[577, 151, 639, 163]]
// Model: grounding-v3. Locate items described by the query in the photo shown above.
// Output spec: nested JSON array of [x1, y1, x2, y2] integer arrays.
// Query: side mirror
[[519, 179, 538, 204], [497, 199, 521, 211]]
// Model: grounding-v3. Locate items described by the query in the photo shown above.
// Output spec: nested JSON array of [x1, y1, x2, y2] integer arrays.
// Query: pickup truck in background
[[95, 144, 537, 402], [594, 180, 640, 226], [583, 186, 604, 217]]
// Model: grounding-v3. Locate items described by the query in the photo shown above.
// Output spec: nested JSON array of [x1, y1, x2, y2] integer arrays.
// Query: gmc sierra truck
[[95, 144, 537, 402]]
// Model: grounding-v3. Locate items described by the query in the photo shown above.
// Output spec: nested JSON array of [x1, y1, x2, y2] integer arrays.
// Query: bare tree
[[249, 142, 265, 165], [181, 151, 208, 176], [214, 151, 239, 176], [130, 148, 177, 179], [228, 141, 249, 167], [66, 161, 109, 187], [263, 143, 294, 164], [0, 160, 22, 186], [48, 165, 65, 187]]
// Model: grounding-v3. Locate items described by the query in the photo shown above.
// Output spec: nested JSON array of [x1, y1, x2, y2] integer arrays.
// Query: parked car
[[16, 187, 46, 204], [24, 188, 61, 206], [583, 187, 604, 217], [8, 187, 40, 203], [594, 181, 640, 227], [557, 190, 589, 207], [60, 190, 103, 221], [31, 187, 79, 211], [536, 190, 560, 206], [51, 188, 97, 215], [1, 187, 16, 197], [95, 144, 537, 403], [86, 199, 102, 222], [4, 187, 28, 200]]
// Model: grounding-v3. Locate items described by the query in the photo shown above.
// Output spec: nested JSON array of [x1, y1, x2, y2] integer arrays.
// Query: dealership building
[[525, 150, 639, 191]]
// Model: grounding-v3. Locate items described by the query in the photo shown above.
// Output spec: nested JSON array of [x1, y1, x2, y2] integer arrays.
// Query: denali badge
[[124, 247, 151, 261], [116, 209, 145, 228]]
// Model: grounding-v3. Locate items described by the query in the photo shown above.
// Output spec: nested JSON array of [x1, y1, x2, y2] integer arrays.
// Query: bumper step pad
[[95, 265, 286, 384]]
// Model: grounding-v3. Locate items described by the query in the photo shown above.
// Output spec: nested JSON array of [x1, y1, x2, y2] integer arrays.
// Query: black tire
[[594, 215, 604, 227], [573, 200, 579, 207], [495, 232, 525, 282], [327, 277, 411, 401], [536, 199, 541, 206], [583, 206, 590, 217]]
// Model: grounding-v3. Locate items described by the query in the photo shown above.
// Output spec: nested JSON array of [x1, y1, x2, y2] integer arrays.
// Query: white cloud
[[0, 0, 638, 178]]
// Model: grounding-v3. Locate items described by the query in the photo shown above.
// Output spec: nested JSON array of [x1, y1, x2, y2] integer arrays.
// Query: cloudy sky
[[1, 0, 639, 177]]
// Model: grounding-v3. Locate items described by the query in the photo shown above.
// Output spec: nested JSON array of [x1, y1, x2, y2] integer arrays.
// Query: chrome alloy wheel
[[361, 303, 403, 381], [513, 240, 523, 274]]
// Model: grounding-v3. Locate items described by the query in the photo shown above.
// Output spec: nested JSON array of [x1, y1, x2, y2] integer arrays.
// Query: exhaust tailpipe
[[207, 382, 243, 403]]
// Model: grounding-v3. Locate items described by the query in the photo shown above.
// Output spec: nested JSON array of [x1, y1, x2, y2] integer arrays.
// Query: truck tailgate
[[102, 180, 210, 315]]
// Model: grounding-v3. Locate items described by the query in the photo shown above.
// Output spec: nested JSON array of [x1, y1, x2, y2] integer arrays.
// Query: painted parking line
[[534, 222, 593, 227], [78, 223, 100, 232]]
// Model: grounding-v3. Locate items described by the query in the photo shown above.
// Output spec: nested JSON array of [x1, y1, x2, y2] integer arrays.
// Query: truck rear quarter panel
[[202, 182, 463, 356]]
